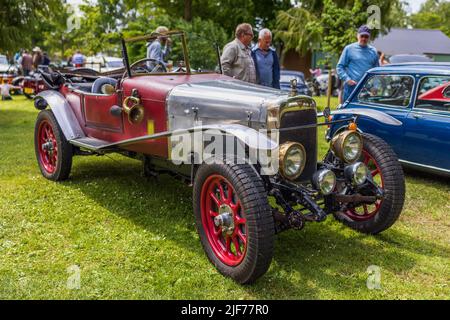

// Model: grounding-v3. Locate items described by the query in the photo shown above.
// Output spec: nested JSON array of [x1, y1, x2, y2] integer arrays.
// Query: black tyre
[[193, 163, 274, 284], [336, 133, 405, 234], [34, 109, 73, 181]]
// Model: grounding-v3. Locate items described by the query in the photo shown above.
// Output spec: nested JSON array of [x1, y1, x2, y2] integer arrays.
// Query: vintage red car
[[33, 31, 405, 283]]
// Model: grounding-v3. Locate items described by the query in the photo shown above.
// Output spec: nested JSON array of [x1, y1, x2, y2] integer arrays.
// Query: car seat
[[91, 77, 117, 94]]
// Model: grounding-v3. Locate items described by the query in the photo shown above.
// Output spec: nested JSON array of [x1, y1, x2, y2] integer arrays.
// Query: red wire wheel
[[34, 110, 72, 181], [335, 133, 405, 235], [193, 163, 274, 284], [200, 174, 247, 266], [345, 150, 384, 221], [37, 119, 58, 174]]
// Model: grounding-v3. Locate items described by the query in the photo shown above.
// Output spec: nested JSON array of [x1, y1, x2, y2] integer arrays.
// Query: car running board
[[69, 137, 118, 152]]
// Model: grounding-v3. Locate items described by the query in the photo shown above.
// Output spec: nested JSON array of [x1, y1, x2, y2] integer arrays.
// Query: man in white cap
[[32, 47, 43, 70], [147, 26, 172, 68]]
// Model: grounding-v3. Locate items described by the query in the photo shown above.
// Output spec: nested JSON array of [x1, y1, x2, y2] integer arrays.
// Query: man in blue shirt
[[337, 25, 379, 102], [71, 50, 86, 68], [251, 28, 280, 89]]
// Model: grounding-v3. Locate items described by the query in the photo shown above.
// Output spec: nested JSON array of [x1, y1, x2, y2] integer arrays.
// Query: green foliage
[[154, 0, 292, 37], [122, 14, 228, 71], [275, 0, 403, 58], [0, 0, 62, 53], [410, 0, 450, 37], [320, 0, 368, 57], [274, 8, 322, 56]]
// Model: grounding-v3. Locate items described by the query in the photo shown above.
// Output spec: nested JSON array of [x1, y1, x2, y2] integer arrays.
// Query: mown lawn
[[0, 95, 449, 299]]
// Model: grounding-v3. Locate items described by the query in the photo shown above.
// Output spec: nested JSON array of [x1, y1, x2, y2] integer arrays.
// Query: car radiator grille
[[279, 108, 317, 182]]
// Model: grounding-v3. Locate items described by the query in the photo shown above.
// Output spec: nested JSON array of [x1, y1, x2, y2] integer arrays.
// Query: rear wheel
[[193, 163, 274, 284], [336, 133, 405, 234], [34, 110, 73, 181]]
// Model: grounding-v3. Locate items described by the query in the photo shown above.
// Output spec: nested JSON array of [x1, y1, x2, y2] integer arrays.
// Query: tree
[[274, 0, 403, 58], [154, 0, 292, 36], [410, 0, 450, 37], [0, 0, 61, 53]]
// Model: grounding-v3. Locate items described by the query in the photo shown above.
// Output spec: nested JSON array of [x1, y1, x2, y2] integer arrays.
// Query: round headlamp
[[312, 169, 336, 195], [279, 142, 306, 180], [344, 162, 368, 185], [331, 130, 363, 163]]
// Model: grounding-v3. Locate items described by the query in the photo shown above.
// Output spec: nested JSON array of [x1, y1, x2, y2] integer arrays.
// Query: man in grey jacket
[[220, 23, 257, 83]]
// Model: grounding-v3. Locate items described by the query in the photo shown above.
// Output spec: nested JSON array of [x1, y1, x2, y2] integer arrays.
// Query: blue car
[[280, 70, 312, 96], [328, 63, 450, 176]]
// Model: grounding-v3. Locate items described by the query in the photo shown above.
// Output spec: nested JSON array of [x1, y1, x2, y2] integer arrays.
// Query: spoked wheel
[[34, 110, 73, 181], [345, 150, 384, 221], [336, 133, 405, 234], [201, 174, 248, 266], [193, 163, 274, 284]]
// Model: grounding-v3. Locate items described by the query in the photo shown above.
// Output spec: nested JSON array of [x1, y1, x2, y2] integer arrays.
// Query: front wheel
[[193, 163, 274, 284], [336, 133, 405, 234], [34, 110, 73, 181]]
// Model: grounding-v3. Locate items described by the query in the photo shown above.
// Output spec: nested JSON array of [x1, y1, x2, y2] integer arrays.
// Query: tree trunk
[[184, 0, 192, 21]]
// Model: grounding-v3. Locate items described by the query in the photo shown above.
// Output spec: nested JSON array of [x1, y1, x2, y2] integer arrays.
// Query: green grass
[[0, 95, 449, 299]]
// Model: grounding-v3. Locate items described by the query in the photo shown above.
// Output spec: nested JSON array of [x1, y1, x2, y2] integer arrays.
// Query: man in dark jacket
[[251, 28, 280, 89]]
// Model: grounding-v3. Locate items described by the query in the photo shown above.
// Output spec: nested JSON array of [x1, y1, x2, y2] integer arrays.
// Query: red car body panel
[[61, 73, 230, 158]]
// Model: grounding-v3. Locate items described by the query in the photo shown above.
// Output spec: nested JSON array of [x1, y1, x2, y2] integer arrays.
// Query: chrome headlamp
[[344, 162, 368, 185], [279, 142, 306, 180], [331, 130, 363, 163], [312, 169, 336, 195]]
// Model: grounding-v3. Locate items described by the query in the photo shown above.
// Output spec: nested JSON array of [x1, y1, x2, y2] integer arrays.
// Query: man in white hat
[[146, 26, 172, 70], [32, 47, 43, 70]]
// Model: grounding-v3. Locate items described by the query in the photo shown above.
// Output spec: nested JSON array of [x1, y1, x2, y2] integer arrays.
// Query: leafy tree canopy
[[410, 0, 450, 37]]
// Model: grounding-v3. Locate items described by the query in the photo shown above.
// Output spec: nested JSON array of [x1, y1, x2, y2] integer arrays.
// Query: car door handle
[[412, 114, 423, 119]]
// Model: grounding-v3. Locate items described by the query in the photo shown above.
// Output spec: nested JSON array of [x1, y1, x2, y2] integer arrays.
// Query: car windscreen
[[358, 74, 414, 107], [125, 32, 221, 75]]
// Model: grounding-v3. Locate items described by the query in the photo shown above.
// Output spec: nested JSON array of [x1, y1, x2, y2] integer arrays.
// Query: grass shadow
[[61, 156, 449, 298]]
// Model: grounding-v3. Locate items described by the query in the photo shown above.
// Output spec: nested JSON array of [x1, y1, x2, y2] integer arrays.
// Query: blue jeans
[[343, 83, 356, 102]]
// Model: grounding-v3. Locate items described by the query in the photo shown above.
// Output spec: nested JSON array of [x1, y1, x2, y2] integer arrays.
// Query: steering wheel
[[129, 58, 167, 74]]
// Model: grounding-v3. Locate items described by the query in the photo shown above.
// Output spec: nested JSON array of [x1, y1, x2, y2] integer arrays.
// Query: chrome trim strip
[[399, 159, 450, 173]]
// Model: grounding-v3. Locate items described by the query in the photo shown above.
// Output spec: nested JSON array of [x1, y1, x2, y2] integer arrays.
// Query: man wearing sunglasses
[[221, 23, 257, 84], [337, 25, 379, 102]]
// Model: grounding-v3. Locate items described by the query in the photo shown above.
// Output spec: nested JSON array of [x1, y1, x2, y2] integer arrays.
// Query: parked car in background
[[315, 69, 339, 96], [388, 54, 433, 64], [15, 65, 53, 99], [85, 55, 124, 73], [328, 63, 450, 176], [0, 54, 18, 83], [0, 54, 21, 94], [279, 70, 311, 96]]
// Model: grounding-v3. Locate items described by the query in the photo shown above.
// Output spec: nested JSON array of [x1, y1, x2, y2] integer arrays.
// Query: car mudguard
[[35, 90, 85, 141]]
